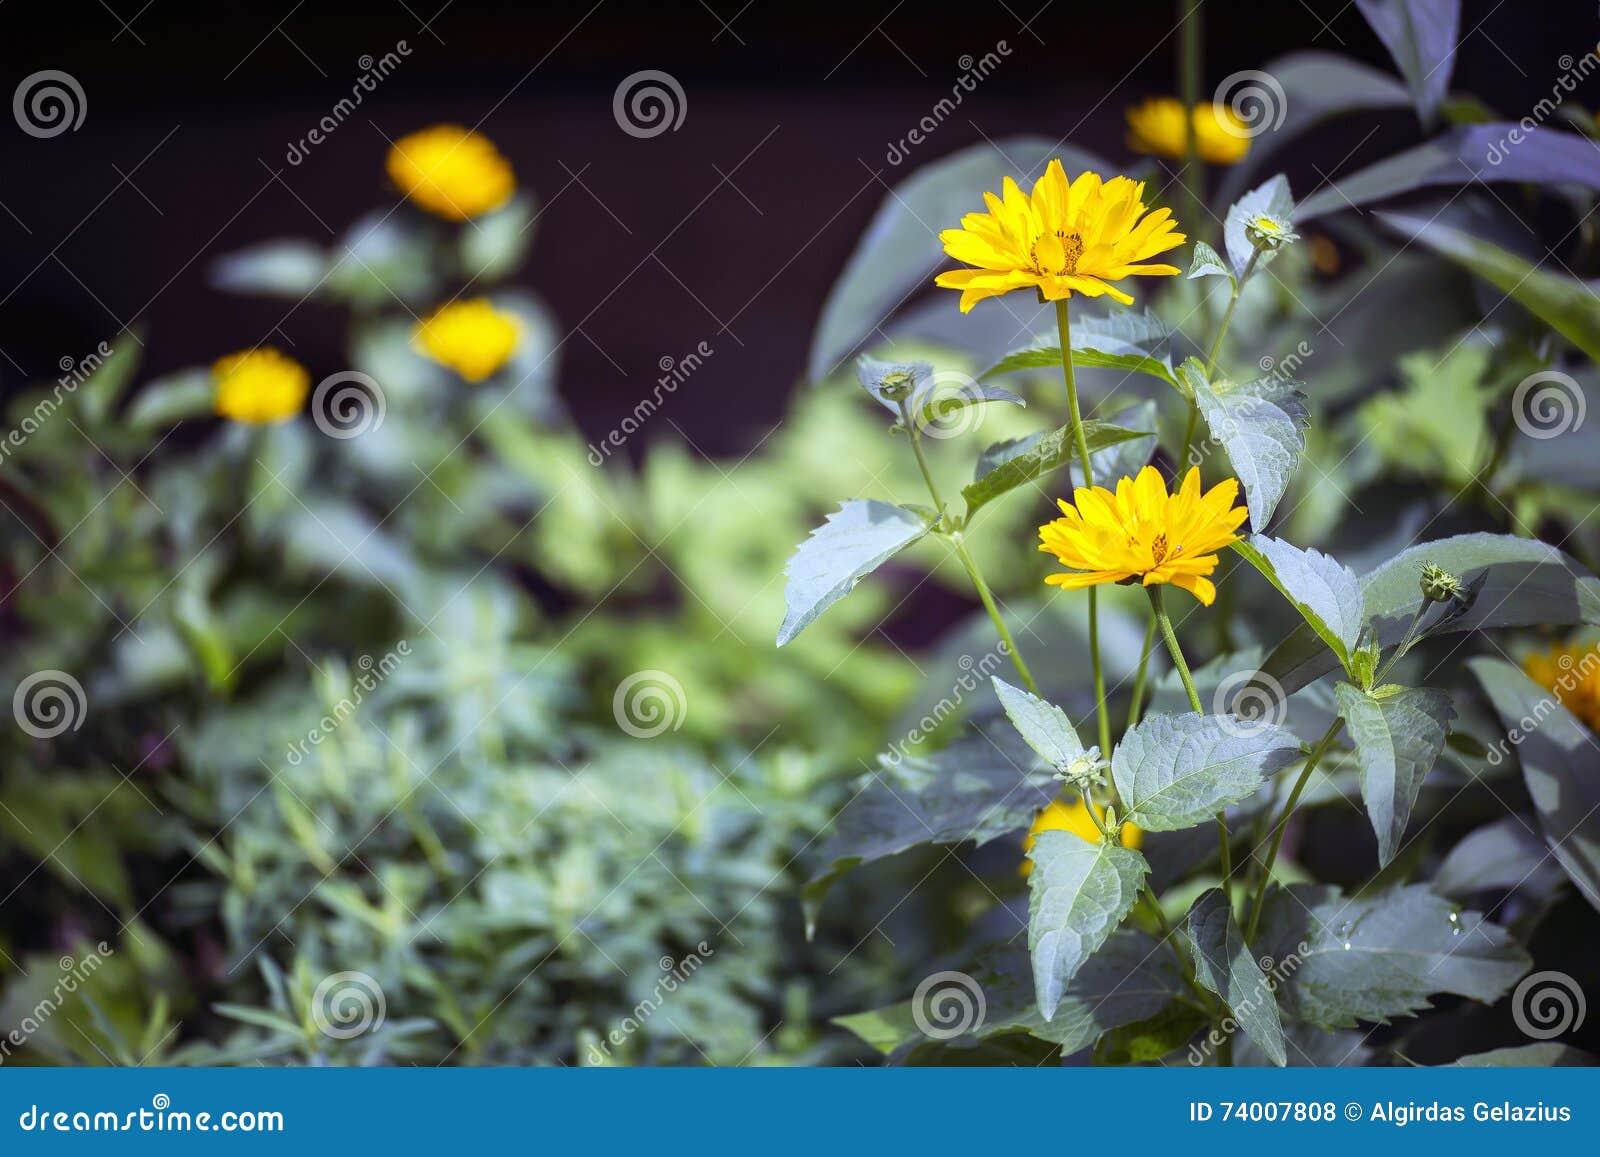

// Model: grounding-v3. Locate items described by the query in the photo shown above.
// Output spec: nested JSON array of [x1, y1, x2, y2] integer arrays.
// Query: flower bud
[[1246, 212, 1299, 251], [1419, 563, 1465, 605]]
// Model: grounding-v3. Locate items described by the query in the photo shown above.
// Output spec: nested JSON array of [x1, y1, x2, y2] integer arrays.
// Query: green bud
[[877, 369, 915, 401], [1419, 562, 1465, 605], [1246, 212, 1299, 251]]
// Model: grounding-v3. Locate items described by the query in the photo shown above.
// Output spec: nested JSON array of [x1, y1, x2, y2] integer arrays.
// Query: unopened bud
[[1420, 563, 1465, 605]]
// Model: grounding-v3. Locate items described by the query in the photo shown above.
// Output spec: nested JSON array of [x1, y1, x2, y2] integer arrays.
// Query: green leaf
[[982, 344, 1175, 388], [1186, 887, 1288, 1066], [1354, 0, 1460, 127], [802, 729, 1056, 935], [212, 239, 327, 298], [1377, 210, 1600, 363], [1336, 683, 1455, 867], [126, 369, 215, 429], [1028, 832, 1149, 1019], [1233, 535, 1363, 665], [1451, 1044, 1599, 1067], [74, 334, 143, 426], [1224, 175, 1294, 275], [1187, 241, 1232, 282], [1469, 659, 1600, 912], [961, 421, 1147, 517], [1258, 884, 1530, 1029], [459, 194, 535, 282], [992, 677, 1085, 769], [1093, 1001, 1209, 1065], [777, 500, 933, 646], [1112, 711, 1301, 832], [1433, 817, 1566, 901], [1188, 366, 1308, 528]]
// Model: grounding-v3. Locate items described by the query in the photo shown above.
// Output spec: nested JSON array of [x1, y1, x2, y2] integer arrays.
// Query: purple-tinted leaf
[[1354, 0, 1461, 127]]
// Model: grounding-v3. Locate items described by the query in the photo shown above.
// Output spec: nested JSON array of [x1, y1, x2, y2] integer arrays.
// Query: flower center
[[1150, 533, 1168, 566], [1030, 230, 1084, 277]]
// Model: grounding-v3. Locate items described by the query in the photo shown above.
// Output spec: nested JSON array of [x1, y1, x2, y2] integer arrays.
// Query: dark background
[[0, 0, 1591, 455]]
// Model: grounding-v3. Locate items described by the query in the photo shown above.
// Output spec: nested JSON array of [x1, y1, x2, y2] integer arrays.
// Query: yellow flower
[[1038, 466, 1248, 607], [212, 348, 309, 424], [935, 160, 1185, 312], [1021, 797, 1143, 875], [387, 125, 514, 221], [412, 298, 521, 382], [1125, 97, 1250, 165], [1524, 641, 1600, 732]]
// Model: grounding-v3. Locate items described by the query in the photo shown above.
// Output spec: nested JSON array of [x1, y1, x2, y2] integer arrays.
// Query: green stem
[[1055, 301, 1112, 756], [1373, 602, 1429, 687], [1178, 0, 1206, 247], [1204, 247, 1261, 378], [1126, 613, 1158, 731], [1243, 718, 1344, 944]]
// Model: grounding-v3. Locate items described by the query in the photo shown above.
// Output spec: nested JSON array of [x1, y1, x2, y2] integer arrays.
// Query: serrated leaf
[[1354, 0, 1460, 127], [1112, 712, 1301, 832], [1188, 367, 1308, 528], [1186, 887, 1287, 1066], [777, 500, 932, 646], [1234, 535, 1363, 664], [1224, 176, 1295, 275], [1187, 240, 1233, 282], [1258, 884, 1530, 1029], [961, 422, 1148, 517], [803, 729, 1055, 935], [1336, 683, 1455, 867], [1433, 817, 1567, 902], [1028, 831, 1149, 1018], [1469, 659, 1600, 912], [992, 677, 1084, 770]]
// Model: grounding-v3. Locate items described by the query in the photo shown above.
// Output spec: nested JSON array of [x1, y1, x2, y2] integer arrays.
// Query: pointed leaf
[[1112, 712, 1301, 832], [982, 345, 1175, 388], [961, 422, 1148, 517], [1433, 817, 1567, 902], [1186, 887, 1287, 1066], [992, 677, 1084, 769], [1452, 1044, 1599, 1067], [1225, 176, 1295, 275], [1189, 368, 1308, 528], [1354, 0, 1460, 127], [1336, 683, 1455, 867], [1187, 240, 1233, 282], [1234, 535, 1364, 663], [1028, 832, 1149, 1018], [777, 500, 932, 646]]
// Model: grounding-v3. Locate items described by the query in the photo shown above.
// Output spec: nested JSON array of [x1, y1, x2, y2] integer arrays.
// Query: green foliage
[[1027, 833, 1149, 1018], [1186, 888, 1287, 1066], [776, 500, 933, 646], [1111, 712, 1300, 832], [1336, 683, 1455, 866]]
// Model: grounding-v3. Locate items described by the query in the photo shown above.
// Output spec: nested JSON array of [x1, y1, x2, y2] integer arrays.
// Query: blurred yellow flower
[[935, 160, 1185, 312], [387, 125, 514, 221], [413, 298, 520, 382], [1039, 466, 1248, 607], [1021, 797, 1143, 875], [1125, 97, 1250, 165], [1524, 641, 1600, 732], [212, 348, 309, 424]]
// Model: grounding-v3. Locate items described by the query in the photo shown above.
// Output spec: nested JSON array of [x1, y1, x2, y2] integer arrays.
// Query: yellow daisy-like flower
[[1021, 798, 1143, 875], [1524, 641, 1600, 732], [212, 348, 310, 424], [387, 125, 514, 221], [412, 298, 521, 382], [935, 160, 1186, 312], [1125, 97, 1251, 165], [1038, 466, 1248, 608]]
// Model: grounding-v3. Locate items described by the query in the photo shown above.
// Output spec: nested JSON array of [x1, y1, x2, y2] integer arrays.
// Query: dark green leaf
[[1186, 887, 1288, 1066], [777, 500, 933, 646], [992, 677, 1085, 769], [962, 422, 1147, 517], [1112, 711, 1301, 832], [1336, 683, 1455, 867], [1028, 832, 1149, 1018]]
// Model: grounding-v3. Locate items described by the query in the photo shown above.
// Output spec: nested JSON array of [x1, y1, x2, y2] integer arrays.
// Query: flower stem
[[1178, 0, 1206, 247], [1204, 247, 1261, 378], [1243, 718, 1344, 944], [1126, 613, 1158, 731], [1054, 302, 1112, 756]]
